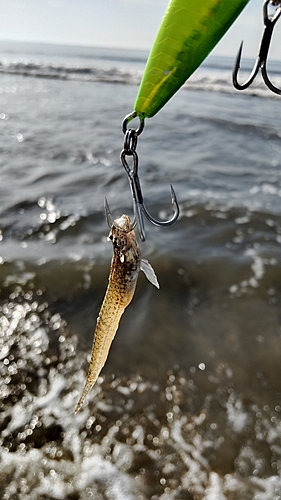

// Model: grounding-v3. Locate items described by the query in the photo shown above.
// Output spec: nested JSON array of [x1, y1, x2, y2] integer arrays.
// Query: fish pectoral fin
[[140, 259, 160, 289]]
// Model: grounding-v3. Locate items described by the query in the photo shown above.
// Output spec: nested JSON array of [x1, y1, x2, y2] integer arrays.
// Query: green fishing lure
[[134, 0, 250, 118]]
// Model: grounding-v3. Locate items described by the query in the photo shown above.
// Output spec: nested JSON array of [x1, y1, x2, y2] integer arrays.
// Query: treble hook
[[120, 113, 179, 241], [232, 0, 281, 95], [120, 146, 179, 241]]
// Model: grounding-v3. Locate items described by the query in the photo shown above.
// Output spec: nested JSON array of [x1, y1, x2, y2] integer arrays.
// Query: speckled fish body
[[75, 215, 159, 413]]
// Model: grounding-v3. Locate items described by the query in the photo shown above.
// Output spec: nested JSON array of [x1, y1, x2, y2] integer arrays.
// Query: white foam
[[226, 395, 249, 434], [203, 472, 227, 500]]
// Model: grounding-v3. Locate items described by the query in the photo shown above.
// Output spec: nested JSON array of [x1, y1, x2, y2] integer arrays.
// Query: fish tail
[[74, 299, 126, 414], [74, 366, 100, 414]]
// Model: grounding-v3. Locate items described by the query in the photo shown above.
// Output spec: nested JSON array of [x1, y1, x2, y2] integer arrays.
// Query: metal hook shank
[[120, 142, 179, 241], [232, 0, 281, 94]]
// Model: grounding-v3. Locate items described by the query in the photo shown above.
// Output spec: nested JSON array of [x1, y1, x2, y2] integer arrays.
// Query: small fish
[[75, 214, 159, 413]]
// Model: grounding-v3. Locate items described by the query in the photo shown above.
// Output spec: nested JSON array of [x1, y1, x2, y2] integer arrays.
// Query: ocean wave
[[1, 58, 280, 98], [1, 271, 281, 500], [184, 71, 281, 98], [1, 206, 281, 499], [0, 60, 142, 85]]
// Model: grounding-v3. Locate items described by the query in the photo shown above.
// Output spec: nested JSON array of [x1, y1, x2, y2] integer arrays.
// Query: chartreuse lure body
[[134, 0, 250, 118]]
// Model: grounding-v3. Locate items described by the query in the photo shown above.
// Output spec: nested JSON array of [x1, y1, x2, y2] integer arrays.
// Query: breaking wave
[[1, 58, 280, 98], [1, 271, 281, 500]]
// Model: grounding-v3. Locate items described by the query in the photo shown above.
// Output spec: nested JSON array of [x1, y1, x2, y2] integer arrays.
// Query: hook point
[[104, 198, 113, 227]]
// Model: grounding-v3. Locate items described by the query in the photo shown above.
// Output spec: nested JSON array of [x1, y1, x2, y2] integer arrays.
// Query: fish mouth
[[113, 214, 133, 233], [104, 199, 133, 233]]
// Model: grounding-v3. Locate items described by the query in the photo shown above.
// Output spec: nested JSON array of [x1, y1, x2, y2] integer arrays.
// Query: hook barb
[[141, 184, 179, 227], [132, 183, 180, 242], [232, 41, 260, 90], [232, 0, 281, 95]]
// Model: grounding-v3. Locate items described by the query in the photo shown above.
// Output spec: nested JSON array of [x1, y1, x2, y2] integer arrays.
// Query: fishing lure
[[121, 0, 252, 237], [134, 0, 250, 118], [75, 212, 159, 413]]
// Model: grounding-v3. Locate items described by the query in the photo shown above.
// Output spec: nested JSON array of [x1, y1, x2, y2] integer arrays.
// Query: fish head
[[108, 214, 134, 251], [107, 214, 140, 264]]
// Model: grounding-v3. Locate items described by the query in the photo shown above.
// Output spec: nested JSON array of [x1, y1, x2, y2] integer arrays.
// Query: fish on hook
[[75, 214, 159, 413]]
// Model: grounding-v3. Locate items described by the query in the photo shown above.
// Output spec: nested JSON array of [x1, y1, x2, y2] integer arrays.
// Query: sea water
[[1, 41, 281, 499]]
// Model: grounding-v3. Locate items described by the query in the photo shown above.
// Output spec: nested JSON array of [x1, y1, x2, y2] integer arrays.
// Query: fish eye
[[109, 234, 119, 248]]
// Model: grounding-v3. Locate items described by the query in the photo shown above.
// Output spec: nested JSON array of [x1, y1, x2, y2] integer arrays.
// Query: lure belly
[[134, 0, 250, 118]]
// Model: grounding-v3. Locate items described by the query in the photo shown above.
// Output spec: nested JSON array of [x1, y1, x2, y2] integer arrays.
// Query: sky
[[0, 0, 280, 59]]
